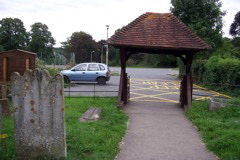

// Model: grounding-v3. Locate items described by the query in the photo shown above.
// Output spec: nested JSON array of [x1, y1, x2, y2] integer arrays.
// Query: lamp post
[[101, 45, 103, 63], [91, 51, 95, 62], [106, 25, 109, 66]]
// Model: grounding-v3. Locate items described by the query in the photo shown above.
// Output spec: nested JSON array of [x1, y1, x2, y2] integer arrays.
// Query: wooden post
[[2, 57, 8, 98], [117, 48, 127, 108], [123, 73, 128, 104], [26, 58, 30, 70], [185, 54, 194, 108]]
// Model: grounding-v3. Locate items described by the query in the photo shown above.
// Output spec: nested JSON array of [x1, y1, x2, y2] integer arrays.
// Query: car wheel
[[97, 77, 106, 85], [64, 76, 70, 84]]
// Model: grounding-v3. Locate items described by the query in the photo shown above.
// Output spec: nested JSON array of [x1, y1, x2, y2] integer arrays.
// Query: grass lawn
[[0, 98, 128, 160], [186, 99, 240, 160]]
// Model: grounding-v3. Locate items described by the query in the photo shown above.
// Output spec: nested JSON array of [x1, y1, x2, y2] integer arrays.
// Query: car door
[[85, 63, 100, 81], [70, 64, 87, 81]]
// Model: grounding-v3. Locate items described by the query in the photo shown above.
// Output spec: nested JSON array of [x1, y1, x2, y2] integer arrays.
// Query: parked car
[[60, 63, 111, 85]]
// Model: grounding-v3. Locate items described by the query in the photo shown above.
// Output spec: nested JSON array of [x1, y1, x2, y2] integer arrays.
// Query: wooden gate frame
[[117, 49, 194, 109], [108, 12, 210, 109]]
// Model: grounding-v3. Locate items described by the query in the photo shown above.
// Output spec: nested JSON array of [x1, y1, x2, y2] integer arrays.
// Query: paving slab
[[116, 101, 217, 160]]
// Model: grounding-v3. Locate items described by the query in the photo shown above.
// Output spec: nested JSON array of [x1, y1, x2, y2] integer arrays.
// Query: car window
[[74, 64, 87, 71], [99, 65, 105, 71], [88, 64, 99, 71]]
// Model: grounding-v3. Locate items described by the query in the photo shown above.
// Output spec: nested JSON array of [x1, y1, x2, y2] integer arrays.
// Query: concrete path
[[115, 68, 217, 160], [116, 101, 217, 160]]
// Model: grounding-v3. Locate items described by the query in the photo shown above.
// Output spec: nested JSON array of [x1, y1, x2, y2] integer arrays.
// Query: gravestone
[[80, 108, 101, 122], [11, 69, 66, 159], [208, 97, 230, 111]]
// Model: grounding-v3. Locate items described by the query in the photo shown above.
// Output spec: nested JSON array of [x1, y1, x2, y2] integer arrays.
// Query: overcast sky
[[0, 0, 239, 47]]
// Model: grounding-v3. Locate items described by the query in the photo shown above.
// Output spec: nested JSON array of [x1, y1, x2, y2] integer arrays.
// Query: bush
[[204, 56, 240, 85], [192, 60, 207, 82]]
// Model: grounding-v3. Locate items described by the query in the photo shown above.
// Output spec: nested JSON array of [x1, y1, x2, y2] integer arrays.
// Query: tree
[[170, 0, 226, 57], [28, 22, 55, 61], [213, 37, 240, 58], [62, 31, 98, 63], [0, 18, 28, 50], [230, 11, 240, 37]]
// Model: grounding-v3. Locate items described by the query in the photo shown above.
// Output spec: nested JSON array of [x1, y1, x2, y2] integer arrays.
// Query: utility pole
[[101, 45, 103, 63], [106, 25, 109, 66]]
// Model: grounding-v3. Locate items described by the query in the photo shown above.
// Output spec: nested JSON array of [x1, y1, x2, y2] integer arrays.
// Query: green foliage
[[192, 60, 207, 81], [62, 31, 98, 63], [171, 0, 226, 57], [186, 100, 240, 160], [0, 116, 16, 160], [0, 44, 4, 52], [0, 17, 28, 50], [36, 58, 47, 69], [28, 22, 55, 61], [230, 11, 240, 37], [65, 98, 128, 160], [148, 54, 178, 68], [204, 55, 240, 85], [214, 37, 240, 58], [125, 54, 177, 68], [108, 46, 119, 66], [0, 98, 128, 160]]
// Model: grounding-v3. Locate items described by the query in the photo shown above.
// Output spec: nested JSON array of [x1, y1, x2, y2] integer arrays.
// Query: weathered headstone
[[0, 98, 10, 116], [208, 97, 234, 111], [11, 69, 66, 159], [80, 108, 101, 122]]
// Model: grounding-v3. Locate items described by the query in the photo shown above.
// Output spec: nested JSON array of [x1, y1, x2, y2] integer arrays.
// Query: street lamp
[[106, 25, 110, 66], [91, 51, 95, 62]]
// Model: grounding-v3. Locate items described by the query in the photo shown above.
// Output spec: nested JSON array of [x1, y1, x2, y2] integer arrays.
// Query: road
[[63, 67, 178, 98], [64, 67, 231, 100]]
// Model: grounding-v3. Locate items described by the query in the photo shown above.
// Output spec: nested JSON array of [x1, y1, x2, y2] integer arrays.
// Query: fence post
[[94, 84, 96, 98], [68, 82, 70, 99]]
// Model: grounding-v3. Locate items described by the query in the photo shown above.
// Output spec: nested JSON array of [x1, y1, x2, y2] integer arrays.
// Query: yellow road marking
[[129, 99, 179, 103], [130, 91, 178, 103], [131, 85, 178, 93], [129, 79, 231, 102], [193, 84, 232, 98]]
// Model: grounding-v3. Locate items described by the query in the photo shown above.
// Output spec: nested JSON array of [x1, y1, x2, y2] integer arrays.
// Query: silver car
[[60, 63, 111, 85]]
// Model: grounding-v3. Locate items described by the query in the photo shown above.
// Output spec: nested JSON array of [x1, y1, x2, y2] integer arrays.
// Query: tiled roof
[[109, 12, 209, 51]]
